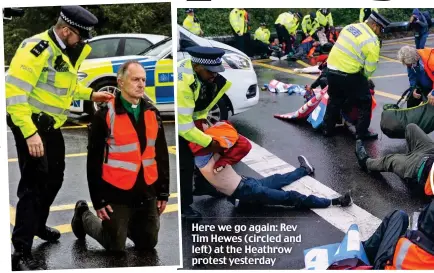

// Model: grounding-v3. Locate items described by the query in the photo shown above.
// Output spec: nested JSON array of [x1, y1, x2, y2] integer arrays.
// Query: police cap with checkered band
[[186, 46, 225, 73], [60, 6, 98, 40], [369, 11, 391, 29]]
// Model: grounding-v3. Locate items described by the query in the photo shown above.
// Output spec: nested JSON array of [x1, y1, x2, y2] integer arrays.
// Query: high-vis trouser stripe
[[28, 96, 69, 115], [6, 95, 28, 106], [334, 42, 364, 65], [178, 122, 195, 131], [142, 159, 156, 166], [147, 138, 156, 147], [36, 81, 68, 96], [109, 143, 138, 153], [178, 107, 194, 115], [6, 75, 33, 93], [106, 159, 138, 171], [395, 240, 412, 270]]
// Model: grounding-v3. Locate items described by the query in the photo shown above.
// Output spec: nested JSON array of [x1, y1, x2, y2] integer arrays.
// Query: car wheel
[[207, 98, 229, 124], [85, 79, 119, 116]]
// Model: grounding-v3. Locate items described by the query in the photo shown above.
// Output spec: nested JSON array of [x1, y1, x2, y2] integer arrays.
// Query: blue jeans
[[232, 168, 332, 208], [415, 32, 428, 49]]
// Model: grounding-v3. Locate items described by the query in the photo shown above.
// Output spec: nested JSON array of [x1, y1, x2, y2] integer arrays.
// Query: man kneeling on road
[[71, 60, 170, 252], [356, 123, 434, 197], [190, 121, 353, 210]]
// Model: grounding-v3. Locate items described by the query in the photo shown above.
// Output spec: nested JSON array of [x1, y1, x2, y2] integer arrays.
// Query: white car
[[177, 25, 259, 123], [85, 33, 167, 60]]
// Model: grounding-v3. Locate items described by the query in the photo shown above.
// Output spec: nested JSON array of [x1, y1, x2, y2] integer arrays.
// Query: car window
[[87, 38, 121, 59], [143, 39, 172, 57], [179, 32, 197, 51], [124, 38, 152, 56]]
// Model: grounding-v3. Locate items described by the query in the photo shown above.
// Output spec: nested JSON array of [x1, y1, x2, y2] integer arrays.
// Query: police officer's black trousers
[[10, 126, 65, 253], [363, 210, 409, 269], [179, 136, 194, 211], [323, 70, 372, 136]]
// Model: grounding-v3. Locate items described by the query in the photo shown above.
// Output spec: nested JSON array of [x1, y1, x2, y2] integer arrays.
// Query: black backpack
[[423, 11, 433, 28]]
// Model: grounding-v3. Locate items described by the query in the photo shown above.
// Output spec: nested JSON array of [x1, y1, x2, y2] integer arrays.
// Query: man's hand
[[428, 91, 434, 106], [208, 140, 224, 153], [157, 200, 167, 215], [96, 204, 113, 221], [91, 91, 115, 102], [26, 133, 44, 157], [413, 89, 421, 99]]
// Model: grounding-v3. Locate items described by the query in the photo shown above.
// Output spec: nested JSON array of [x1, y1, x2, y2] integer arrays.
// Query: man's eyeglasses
[[67, 27, 82, 41]]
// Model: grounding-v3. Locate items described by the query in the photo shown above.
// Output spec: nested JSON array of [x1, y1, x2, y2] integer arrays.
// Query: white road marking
[[241, 140, 382, 241]]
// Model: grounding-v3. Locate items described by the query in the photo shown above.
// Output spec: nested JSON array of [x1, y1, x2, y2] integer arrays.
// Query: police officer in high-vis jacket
[[177, 46, 232, 220], [322, 11, 390, 140], [6, 6, 113, 270]]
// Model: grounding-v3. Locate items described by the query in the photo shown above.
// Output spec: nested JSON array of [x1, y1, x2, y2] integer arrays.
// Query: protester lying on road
[[189, 121, 353, 209], [356, 123, 434, 197]]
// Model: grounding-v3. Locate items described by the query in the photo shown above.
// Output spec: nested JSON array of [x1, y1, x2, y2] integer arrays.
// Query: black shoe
[[182, 206, 202, 221], [337, 191, 353, 207], [12, 251, 45, 271], [356, 131, 378, 140], [35, 226, 60, 242], [71, 200, 89, 240], [355, 140, 369, 171], [322, 127, 334, 137], [298, 155, 315, 175]]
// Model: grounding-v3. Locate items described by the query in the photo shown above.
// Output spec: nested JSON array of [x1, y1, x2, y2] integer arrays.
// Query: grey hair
[[397, 46, 420, 65], [117, 60, 145, 80]]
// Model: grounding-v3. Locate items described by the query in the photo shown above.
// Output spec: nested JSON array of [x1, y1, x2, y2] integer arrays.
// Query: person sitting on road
[[356, 123, 434, 198], [269, 38, 286, 60], [190, 129, 353, 210], [71, 60, 170, 252], [397, 45, 434, 108], [362, 200, 434, 269]]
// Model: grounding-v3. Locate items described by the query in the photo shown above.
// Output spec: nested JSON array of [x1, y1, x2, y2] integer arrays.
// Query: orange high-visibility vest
[[189, 121, 239, 155], [385, 237, 434, 270], [102, 99, 159, 190], [418, 48, 434, 87]]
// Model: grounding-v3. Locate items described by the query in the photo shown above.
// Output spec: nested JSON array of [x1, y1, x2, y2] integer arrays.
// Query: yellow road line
[[49, 204, 178, 235], [10, 204, 178, 236], [48, 193, 178, 212], [8, 146, 177, 162], [380, 55, 400, 63], [10, 206, 16, 226], [296, 60, 310, 67], [370, 73, 407, 79], [61, 125, 88, 129], [253, 61, 401, 101]]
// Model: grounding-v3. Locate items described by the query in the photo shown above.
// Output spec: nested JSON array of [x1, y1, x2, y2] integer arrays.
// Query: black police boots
[[12, 251, 45, 271], [355, 140, 370, 171], [35, 226, 60, 242], [71, 200, 89, 240]]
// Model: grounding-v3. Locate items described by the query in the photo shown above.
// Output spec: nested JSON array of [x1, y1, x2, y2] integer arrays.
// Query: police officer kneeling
[[322, 11, 390, 140], [177, 46, 232, 220], [6, 6, 113, 270], [71, 60, 170, 252]]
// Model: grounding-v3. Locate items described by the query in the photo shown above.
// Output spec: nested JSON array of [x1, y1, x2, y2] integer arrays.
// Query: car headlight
[[222, 54, 251, 70], [77, 72, 88, 81]]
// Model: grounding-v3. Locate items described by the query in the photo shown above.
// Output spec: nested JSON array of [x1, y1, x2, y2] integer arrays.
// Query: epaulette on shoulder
[[30, 40, 49, 57]]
